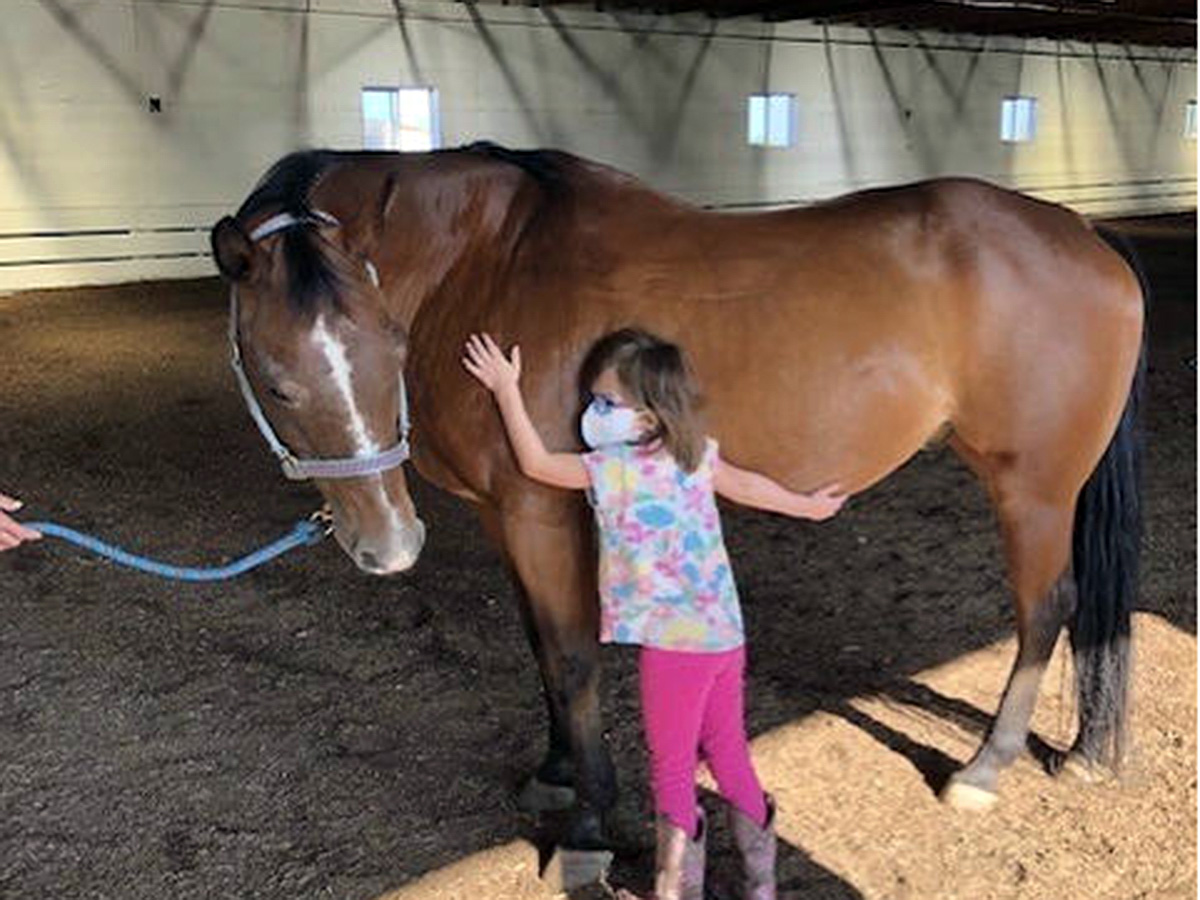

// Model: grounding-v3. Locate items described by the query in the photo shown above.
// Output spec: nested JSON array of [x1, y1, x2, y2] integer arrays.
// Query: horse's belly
[[705, 338, 951, 494]]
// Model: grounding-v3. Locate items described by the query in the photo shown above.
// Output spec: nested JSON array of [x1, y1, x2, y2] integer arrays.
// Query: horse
[[209, 142, 1144, 850]]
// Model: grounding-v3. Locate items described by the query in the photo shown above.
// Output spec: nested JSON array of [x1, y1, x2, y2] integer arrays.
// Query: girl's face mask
[[581, 394, 643, 449]]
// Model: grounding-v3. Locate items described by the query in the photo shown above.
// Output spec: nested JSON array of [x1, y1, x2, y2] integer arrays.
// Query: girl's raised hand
[[462, 333, 522, 393]]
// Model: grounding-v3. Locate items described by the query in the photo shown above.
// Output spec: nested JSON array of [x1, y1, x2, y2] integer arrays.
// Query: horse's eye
[[267, 385, 295, 405]]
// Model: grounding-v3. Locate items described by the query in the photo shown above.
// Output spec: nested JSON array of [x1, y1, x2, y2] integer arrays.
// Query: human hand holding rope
[[0, 493, 41, 551]]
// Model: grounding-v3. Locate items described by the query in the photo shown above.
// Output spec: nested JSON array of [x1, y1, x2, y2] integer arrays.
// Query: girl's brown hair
[[580, 328, 705, 472]]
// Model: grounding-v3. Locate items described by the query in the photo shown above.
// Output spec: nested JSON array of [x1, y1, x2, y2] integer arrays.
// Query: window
[[361, 87, 440, 152], [747, 93, 796, 148], [1000, 96, 1037, 143], [1186, 100, 1197, 140]]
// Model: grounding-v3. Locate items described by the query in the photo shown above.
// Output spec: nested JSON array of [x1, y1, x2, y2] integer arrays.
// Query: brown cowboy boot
[[729, 795, 777, 900], [616, 812, 705, 900]]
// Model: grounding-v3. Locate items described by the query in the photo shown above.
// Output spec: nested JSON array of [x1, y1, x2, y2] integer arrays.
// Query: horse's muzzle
[[339, 517, 426, 576]]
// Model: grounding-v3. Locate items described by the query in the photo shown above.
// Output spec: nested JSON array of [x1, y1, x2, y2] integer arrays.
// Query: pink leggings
[[639, 645, 767, 837]]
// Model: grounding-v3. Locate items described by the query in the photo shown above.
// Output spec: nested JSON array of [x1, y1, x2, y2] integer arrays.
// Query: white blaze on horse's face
[[311, 315, 382, 456], [305, 313, 425, 575]]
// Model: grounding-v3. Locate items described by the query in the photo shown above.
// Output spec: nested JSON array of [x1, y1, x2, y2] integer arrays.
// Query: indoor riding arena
[[1, 3, 1195, 900]]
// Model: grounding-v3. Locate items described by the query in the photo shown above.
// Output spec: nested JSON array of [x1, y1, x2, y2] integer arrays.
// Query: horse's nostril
[[358, 550, 381, 571]]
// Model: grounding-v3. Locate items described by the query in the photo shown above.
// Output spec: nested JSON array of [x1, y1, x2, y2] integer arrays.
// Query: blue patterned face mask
[[581, 395, 643, 449]]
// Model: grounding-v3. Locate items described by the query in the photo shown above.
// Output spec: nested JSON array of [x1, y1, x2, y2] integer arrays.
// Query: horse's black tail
[[1068, 226, 1147, 769]]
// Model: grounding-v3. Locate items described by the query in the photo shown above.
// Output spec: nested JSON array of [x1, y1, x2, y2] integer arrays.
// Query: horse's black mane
[[237, 150, 347, 312], [462, 140, 566, 187], [237, 143, 562, 312], [236, 150, 339, 224]]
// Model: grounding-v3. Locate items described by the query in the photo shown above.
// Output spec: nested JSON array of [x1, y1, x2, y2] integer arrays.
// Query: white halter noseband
[[229, 210, 411, 481]]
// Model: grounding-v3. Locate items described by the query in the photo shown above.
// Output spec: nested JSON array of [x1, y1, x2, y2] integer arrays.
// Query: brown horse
[[210, 143, 1144, 848]]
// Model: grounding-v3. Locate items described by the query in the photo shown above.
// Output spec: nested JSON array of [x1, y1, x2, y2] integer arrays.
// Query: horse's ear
[[210, 216, 254, 282]]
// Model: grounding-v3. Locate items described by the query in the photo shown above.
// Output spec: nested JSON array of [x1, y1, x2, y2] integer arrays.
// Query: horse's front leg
[[489, 504, 617, 848], [509, 574, 582, 814]]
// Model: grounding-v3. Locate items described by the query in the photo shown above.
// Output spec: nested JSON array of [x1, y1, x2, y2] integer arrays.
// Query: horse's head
[[209, 200, 426, 576]]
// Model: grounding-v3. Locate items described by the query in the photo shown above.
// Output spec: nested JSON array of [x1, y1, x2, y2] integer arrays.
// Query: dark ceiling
[[575, 0, 1197, 48]]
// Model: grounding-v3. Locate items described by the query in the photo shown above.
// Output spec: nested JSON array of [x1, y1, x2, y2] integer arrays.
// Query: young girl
[[463, 328, 846, 900]]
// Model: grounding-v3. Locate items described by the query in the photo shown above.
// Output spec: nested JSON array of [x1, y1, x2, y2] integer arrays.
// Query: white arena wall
[[0, 0, 1195, 292]]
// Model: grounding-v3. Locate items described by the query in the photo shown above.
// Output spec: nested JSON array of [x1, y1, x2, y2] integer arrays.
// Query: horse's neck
[[371, 154, 533, 330]]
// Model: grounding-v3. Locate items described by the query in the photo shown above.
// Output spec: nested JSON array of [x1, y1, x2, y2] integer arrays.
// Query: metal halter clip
[[280, 454, 304, 482], [309, 507, 336, 536]]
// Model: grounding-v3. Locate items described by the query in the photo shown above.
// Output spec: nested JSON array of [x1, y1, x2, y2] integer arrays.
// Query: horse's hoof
[[941, 779, 998, 811], [540, 845, 614, 894], [1059, 753, 1111, 784], [517, 776, 577, 813]]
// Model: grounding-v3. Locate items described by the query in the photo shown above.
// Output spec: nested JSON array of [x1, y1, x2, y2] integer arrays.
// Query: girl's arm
[[462, 333, 590, 491], [714, 457, 847, 520]]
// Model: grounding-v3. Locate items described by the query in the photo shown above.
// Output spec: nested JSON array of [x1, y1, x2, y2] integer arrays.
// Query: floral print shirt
[[582, 438, 743, 652]]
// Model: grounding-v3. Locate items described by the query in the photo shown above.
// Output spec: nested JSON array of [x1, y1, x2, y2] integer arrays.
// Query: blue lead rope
[[23, 518, 328, 582]]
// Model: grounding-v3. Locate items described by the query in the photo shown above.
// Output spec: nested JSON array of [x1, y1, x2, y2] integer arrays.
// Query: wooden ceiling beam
[[582, 0, 1194, 45], [836, 6, 1195, 44], [705, 0, 924, 20], [1111, 0, 1195, 17], [815, 0, 1194, 27]]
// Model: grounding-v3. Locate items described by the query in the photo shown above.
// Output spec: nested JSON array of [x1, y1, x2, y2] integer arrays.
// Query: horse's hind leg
[[943, 463, 1077, 810]]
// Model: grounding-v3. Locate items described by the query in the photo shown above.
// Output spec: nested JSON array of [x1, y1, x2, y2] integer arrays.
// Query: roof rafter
[[521, 0, 1197, 47]]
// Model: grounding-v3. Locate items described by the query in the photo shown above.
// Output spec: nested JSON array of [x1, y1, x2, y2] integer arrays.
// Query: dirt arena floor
[[1, 214, 1194, 900]]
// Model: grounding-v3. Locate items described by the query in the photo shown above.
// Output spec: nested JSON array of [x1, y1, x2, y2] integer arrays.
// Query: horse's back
[[415, 153, 1142, 501], [535, 172, 1141, 495]]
